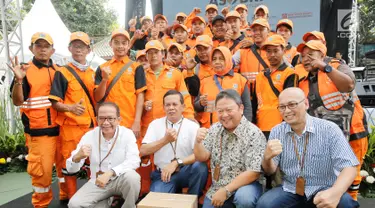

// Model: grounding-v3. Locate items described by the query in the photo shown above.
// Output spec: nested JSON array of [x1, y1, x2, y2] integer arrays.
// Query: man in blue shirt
[[257, 87, 359, 208]]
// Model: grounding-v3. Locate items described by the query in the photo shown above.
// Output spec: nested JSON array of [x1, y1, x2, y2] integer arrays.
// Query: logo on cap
[[39, 33, 46, 38], [77, 32, 83, 37], [198, 36, 205, 41], [149, 41, 155, 46], [268, 37, 273, 41]]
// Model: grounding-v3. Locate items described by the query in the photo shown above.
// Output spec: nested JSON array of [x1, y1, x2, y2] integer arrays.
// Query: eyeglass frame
[[97, 117, 118, 123], [277, 99, 305, 112]]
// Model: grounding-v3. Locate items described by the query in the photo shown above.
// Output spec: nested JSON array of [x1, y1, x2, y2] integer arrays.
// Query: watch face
[[325, 65, 332, 73]]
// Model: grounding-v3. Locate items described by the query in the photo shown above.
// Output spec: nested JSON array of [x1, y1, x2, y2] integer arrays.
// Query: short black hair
[[215, 89, 242, 106], [97, 102, 120, 117], [277, 24, 292, 33], [163, 90, 184, 105]]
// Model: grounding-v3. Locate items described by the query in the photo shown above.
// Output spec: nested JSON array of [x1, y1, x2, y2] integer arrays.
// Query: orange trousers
[[348, 137, 368, 200], [26, 134, 58, 208], [59, 125, 91, 199]]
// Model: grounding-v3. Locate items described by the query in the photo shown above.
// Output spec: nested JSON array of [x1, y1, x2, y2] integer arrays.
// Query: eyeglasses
[[277, 99, 305, 112], [97, 117, 117, 123], [71, 44, 88, 49]]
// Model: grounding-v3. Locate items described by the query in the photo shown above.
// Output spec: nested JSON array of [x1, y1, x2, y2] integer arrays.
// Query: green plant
[[359, 126, 375, 198], [0, 89, 27, 174]]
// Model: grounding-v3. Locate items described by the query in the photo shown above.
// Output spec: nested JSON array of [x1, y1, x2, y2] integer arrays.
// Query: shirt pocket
[[121, 75, 135, 92]]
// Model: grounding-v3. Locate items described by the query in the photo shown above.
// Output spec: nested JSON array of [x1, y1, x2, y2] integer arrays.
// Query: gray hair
[[215, 89, 242, 106]]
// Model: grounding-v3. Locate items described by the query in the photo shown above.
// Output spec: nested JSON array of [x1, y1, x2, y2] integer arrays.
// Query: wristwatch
[[323, 65, 333, 73], [177, 158, 184, 167]]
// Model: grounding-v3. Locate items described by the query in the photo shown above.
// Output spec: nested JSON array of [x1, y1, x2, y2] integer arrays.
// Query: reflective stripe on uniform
[[62, 168, 78, 176], [58, 177, 65, 183], [321, 92, 341, 100], [349, 184, 360, 191], [241, 72, 258, 81], [32, 185, 50, 193], [21, 96, 52, 109]]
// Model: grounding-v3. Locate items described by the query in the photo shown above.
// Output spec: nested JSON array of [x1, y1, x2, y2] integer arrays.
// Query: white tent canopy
[[0, 0, 105, 68]]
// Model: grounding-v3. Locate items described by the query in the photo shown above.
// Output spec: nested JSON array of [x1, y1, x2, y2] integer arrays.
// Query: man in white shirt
[[140, 90, 208, 197], [67, 102, 141, 208]]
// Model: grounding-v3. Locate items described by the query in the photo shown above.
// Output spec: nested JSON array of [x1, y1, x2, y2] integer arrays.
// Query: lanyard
[[165, 118, 184, 159], [214, 74, 224, 91], [291, 133, 309, 176], [98, 127, 119, 171]]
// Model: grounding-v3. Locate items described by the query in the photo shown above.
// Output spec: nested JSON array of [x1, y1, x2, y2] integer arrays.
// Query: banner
[[320, 0, 352, 61], [162, 0, 321, 45]]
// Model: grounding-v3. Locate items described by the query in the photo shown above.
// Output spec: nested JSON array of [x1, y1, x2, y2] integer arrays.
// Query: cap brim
[[70, 38, 90, 45], [33, 38, 53, 45], [194, 43, 210, 48], [261, 43, 282, 50], [111, 33, 130, 40]]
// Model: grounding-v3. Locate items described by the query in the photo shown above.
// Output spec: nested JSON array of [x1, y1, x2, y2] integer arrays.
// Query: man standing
[[49, 32, 97, 199], [140, 90, 208, 197], [9, 32, 61, 207], [276, 19, 298, 64], [255, 34, 297, 138], [194, 89, 266, 208], [223, 11, 246, 54], [94, 29, 147, 139], [67, 102, 140, 208], [257, 88, 359, 208]]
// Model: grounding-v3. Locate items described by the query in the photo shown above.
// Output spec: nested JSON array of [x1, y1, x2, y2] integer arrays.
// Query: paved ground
[[0, 172, 374, 207]]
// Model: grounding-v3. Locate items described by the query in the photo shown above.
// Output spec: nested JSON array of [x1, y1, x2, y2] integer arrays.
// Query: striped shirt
[[269, 114, 359, 199]]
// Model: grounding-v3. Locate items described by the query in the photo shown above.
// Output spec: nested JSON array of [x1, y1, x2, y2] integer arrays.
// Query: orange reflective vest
[[238, 44, 269, 93], [49, 63, 97, 127], [19, 60, 59, 136], [299, 66, 368, 141], [198, 72, 247, 128], [256, 64, 297, 131]]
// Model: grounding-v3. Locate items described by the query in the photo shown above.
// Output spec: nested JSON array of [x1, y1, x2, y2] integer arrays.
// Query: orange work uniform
[[95, 56, 147, 128], [49, 63, 97, 198], [255, 63, 297, 138], [10, 58, 60, 207]]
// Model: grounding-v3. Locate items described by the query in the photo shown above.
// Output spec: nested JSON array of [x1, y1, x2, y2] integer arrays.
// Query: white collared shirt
[[143, 116, 199, 169], [66, 126, 140, 183]]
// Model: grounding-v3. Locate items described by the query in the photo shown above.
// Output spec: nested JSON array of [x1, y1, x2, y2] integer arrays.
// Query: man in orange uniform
[[172, 24, 196, 61], [276, 19, 298, 64], [235, 4, 252, 38], [222, 11, 246, 54], [186, 16, 208, 48], [49, 32, 97, 199], [185, 4, 217, 37], [94, 28, 146, 138], [142, 40, 195, 137], [211, 15, 227, 47], [255, 34, 298, 139], [232, 18, 270, 113], [9, 32, 61, 207], [296, 40, 368, 201]]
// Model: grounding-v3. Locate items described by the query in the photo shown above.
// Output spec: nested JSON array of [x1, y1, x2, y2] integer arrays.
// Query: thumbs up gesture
[[69, 98, 86, 116]]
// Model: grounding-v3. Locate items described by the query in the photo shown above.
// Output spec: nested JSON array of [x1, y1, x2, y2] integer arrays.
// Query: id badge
[[295, 176, 305, 196], [96, 170, 104, 178], [213, 164, 220, 181]]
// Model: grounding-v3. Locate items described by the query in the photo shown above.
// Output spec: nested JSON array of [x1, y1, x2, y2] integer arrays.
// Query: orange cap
[[235, 4, 248, 12], [145, 40, 164, 52], [175, 12, 187, 19], [254, 5, 269, 15], [168, 43, 185, 53], [192, 16, 206, 25], [276, 19, 294, 31], [140, 16, 152, 24], [261, 34, 286, 49], [250, 18, 270, 30], [297, 40, 327, 56], [206, 4, 218, 12], [302, 31, 326, 44], [194, 35, 213, 48], [111, 28, 130, 40], [154, 14, 168, 23], [31, 32, 54, 45], [136, 50, 147, 60], [70, 31, 90, 46], [173, 24, 189, 33], [225, 11, 241, 21]]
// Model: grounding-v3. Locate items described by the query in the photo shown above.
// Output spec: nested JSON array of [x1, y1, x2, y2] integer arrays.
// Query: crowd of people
[[7, 3, 369, 208]]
